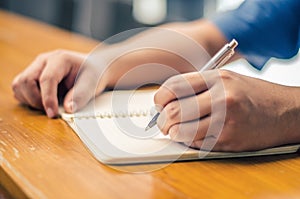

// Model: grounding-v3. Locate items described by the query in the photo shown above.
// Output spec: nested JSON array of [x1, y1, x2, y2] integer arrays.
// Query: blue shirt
[[212, 0, 300, 69]]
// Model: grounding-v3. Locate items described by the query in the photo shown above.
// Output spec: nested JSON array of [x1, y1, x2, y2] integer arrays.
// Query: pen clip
[[215, 50, 235, 69]]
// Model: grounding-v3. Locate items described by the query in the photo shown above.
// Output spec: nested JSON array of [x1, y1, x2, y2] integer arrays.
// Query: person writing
[[12, 1, 300, 152]]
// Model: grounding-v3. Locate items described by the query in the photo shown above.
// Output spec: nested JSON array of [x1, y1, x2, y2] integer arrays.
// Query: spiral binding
[[68, 109, 155, 120]]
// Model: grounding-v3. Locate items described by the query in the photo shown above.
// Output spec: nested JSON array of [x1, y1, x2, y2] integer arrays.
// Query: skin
[[154, 70, 300, 151], [12, 19, 300, 151]]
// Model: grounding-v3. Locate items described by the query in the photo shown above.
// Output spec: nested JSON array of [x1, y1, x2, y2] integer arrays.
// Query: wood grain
[[1, 10, 300, 199]]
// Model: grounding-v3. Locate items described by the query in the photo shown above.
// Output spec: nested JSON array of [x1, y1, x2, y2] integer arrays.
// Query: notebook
[[61, 53, 300, 165]]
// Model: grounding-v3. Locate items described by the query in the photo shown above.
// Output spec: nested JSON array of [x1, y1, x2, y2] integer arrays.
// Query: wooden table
[[1, 10, 300, 199]]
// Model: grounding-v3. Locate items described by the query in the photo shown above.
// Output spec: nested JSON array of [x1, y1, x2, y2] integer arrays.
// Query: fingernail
[[68, 101, 77, 113], [46, 108, 55, 118]]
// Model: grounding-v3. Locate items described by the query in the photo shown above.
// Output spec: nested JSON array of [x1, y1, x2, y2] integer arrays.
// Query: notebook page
[[61, 51, 300, 164], [61, 89, 169, 139]]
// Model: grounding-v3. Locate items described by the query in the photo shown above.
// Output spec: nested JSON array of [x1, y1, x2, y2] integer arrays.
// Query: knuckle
[[219, 70, 241, 87], [39, 74, 55, 84], [12, 75, 38, 94], [18, 75, 32, 86], [219, 70, 234, 81], [164, 101, 180, 121], [35, 52, 49, 62], [225, 91, 237, 108], [26, 79, 37, 89], [53, 49, 70, 61], [37, 49, 71, 66], [12, 77, 20, 91], [165, 76, 182, 94]]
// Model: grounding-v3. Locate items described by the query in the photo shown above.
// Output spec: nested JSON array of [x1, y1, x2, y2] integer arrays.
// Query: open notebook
[[61, 53, 300, 165]]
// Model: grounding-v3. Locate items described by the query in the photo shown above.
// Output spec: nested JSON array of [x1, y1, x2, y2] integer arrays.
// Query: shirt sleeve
[[211, 0, 300, 70]]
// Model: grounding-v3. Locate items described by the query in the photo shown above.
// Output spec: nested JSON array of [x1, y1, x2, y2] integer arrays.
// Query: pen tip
[[145, 126, 150, 131]]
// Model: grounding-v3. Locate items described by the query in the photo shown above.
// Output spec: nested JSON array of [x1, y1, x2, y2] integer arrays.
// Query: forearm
[[279, 86, 300, 145], [99, 19, 232, 89]]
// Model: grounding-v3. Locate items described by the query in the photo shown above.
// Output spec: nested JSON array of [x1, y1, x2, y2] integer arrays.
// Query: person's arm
[[100, 20, 240, 88], [154, 69, 300, 152], [153, 0, 300, 151], [212, 0, 300, 69], [12, 19, 231, 118]]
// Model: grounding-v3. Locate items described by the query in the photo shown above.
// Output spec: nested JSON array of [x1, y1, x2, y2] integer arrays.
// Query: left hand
[[154, 69, 300, 152]]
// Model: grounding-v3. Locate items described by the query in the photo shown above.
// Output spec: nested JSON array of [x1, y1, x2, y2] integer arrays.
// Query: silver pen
[[145, 39, 238, 131]]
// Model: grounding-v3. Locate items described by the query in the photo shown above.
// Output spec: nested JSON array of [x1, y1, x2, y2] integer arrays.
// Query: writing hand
[[154, 70, 300, 151]]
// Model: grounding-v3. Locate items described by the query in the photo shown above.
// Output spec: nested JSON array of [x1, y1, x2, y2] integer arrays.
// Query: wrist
[[282, 87, 300, 143]]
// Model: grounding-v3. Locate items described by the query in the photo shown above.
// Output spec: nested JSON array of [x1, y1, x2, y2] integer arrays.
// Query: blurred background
[[0, 0, 244, 41]]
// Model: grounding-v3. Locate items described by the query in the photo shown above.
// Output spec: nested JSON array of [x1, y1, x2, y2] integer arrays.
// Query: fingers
[[12, 53, 48, 109], [168, 116, 211, 142], [168, 117, 222, 152], [155, 71, 218, 135], [154, 70, 227, 151], [157, 90, 211, 135], [39, 52, 83, 117], [20, 79, 43, 109], [12, 50, 86, 118], [63, 77, 95, 113], [188, 137, 220, 151], [12, 74, 30, 104], [63, 64, 106, 113], [39, 73, 59, 117], [154, 70, 216, 109], [168, 117, 224, 152]]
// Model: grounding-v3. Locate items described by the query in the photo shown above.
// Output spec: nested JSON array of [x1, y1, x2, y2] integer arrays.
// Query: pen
[[145, 39, 238, 131]]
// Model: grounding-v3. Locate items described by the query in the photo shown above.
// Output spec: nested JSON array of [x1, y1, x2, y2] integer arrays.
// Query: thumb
[[63, 85, 94, 113], [63, 72, 106, 113], [63, 88, 84, 113]]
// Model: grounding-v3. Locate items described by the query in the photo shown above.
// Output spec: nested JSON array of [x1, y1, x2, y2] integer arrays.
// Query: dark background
[[0, 0, 213, 40]]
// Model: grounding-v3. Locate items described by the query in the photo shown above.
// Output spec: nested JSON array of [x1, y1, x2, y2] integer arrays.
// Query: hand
[[154, 69, 300, 152], [12, 50, 106, 118]]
